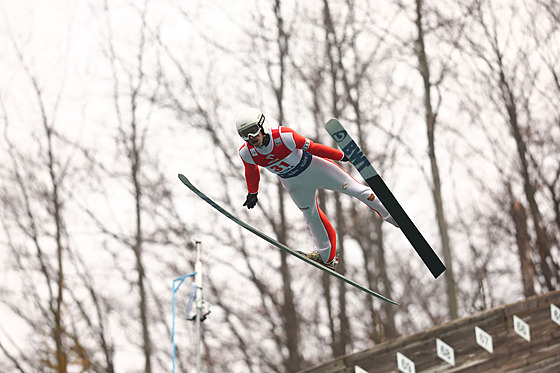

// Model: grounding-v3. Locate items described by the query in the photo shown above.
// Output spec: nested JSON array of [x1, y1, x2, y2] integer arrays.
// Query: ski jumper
[[239, 126, 391, 264]]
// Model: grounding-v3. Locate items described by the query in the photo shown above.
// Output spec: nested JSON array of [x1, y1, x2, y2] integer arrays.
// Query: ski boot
[[297, 250, 339, 271], [385, 215, 399, 228]]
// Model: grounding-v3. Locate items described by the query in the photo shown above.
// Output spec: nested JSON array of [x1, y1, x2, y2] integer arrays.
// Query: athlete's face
[[248, 131, 265, 147]]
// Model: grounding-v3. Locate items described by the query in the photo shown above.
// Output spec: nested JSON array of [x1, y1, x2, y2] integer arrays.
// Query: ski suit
[[239, 126, 391, 264]]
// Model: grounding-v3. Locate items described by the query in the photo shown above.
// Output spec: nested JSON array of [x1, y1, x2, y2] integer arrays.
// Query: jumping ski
[[178, 173, 399, 305], [325, 119, 446, 279]]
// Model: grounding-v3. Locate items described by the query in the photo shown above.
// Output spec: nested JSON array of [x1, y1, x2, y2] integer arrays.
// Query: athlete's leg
[[309, 157, 396, 223], [315, 200, 337, 263], [280, 178, 337, 263], [341, 178, 391, 219]]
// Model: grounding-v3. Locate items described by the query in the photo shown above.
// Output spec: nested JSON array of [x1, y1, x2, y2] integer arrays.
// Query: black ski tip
[[178, 174, 193, 188], [432, 266, 446, 279]]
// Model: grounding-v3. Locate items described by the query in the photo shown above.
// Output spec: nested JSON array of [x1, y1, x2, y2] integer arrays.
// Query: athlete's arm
[[281, 127, 344, 160], [243, 160, 260, 194], [239, 145, 260, 193]]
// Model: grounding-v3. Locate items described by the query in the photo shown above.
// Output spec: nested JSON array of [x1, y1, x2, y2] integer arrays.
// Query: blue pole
[[172, 272, 196, 373]]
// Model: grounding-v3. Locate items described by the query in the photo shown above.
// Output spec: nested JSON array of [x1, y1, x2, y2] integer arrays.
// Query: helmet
[[235, 108, 268, 140]]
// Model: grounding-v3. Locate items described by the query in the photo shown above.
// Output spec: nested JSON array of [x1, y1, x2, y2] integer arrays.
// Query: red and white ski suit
[[239, 126, 390, 264]]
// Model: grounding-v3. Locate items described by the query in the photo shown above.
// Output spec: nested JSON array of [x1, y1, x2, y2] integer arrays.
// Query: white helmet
[[235, 108, 268, 140]]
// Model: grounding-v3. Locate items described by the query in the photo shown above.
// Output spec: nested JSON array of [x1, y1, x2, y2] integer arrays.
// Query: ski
[[325, 119, 446, 279], [178, 174, 399, 305]]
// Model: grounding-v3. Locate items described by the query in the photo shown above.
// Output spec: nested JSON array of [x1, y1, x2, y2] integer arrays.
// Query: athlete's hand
[[243, 193, 258, 209]]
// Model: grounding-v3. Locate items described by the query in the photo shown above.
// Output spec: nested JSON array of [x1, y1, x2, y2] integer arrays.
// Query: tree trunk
[[277, 179, 302, 372], [130, 116, 152, 373], [45, 103, 68, 373], [334, 193, 351, 356], [496, 61, 559, 290], [375, 219, 398, 339], [508, 186, 536, 298], [414, 0, 458, 320], [272, 3, 302, 370]]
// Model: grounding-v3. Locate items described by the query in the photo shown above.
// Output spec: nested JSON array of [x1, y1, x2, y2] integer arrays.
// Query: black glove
[[340, 155, 349, 162], [243, 193, 258, 209]]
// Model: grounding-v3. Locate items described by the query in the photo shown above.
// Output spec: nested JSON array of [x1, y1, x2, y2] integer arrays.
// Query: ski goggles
[[239, 123, 262, 140], [238, 114, 266, 140]]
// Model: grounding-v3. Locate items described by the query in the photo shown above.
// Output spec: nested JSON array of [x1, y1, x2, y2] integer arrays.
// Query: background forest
[[1, 0, 559, 372]]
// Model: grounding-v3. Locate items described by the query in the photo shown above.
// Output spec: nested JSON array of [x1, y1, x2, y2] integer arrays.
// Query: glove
[[340, 155, 349, 162], [243, 193, 258, 209]]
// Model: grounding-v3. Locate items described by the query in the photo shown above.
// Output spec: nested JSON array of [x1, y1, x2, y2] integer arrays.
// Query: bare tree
[[99, 1, 159, 370], [446, 0, 560, 302], [508, 184, 536, 297], [321, 0, 404, 342], [149, 1, 308, 370], [410, 0, 459, 320], [267, 2, 303, 370], [0, 32, 115, 373]]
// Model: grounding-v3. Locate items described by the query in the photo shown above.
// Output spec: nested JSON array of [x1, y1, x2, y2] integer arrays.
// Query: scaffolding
[[172, 241, 209, 373]]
